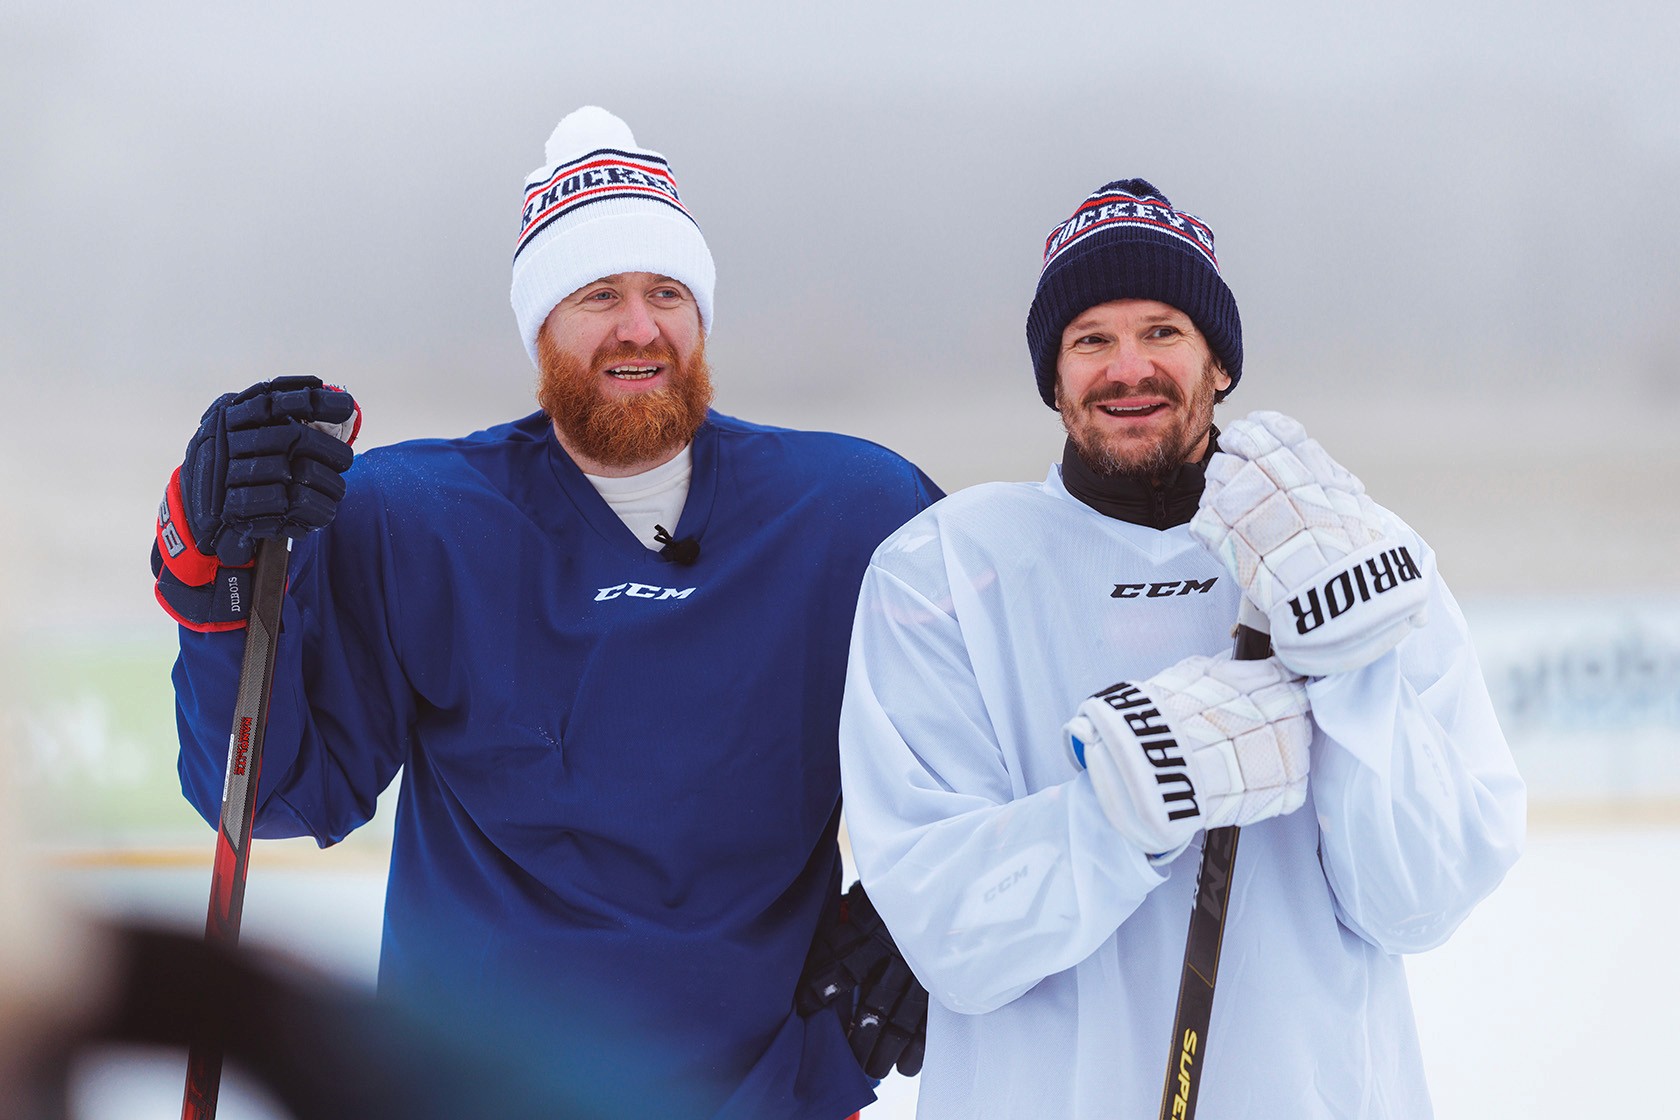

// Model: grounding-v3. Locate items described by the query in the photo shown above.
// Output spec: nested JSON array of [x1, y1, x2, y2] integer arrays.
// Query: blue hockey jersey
[[171, 409, 941, 1119]]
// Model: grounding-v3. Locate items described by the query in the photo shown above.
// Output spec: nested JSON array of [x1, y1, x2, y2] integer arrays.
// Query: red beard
[[536, 333, 715, 470]]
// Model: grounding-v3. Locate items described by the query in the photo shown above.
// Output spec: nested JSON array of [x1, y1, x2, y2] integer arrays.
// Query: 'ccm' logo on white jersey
[[1112, 577, 1218, 599], [595, 582, 696, 602]]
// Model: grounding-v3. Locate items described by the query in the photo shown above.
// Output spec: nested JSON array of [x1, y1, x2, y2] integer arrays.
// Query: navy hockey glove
[[153, 376, 359, 632], [798, 882, 927, 1079], [847, 951, 927, 1080]]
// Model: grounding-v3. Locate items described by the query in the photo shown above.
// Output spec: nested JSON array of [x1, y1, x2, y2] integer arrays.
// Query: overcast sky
[[3, 0, 1678, 629]]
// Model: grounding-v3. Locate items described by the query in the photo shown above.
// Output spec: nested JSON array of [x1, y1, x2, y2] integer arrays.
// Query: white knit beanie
[[510, 106, 716, 366]]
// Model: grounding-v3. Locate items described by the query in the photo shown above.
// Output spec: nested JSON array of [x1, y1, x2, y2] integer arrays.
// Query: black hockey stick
[[181, 537, 290, 1120], [1156, 597, 1271, 1120]]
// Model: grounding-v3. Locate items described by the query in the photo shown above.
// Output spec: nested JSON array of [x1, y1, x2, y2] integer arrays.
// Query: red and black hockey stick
[[1156, 597, 1271, 1120], [181, 537, 290, 1120]]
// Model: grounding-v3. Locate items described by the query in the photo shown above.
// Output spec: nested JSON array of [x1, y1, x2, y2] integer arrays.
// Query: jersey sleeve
[[1304, 531, 1526, 954], [172, 461, 415, 845], [908, 462, 945, 510], [838, 523, 1163, 1016]]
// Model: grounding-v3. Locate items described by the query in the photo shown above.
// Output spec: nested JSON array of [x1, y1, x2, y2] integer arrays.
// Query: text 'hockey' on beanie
[[509, 106, 717, 367], [1025, 178, 1242, 408]]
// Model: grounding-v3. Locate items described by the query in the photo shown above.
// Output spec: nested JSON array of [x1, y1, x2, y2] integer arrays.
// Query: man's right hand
[[1064, 652, 1312, 864], [797, 881, 928, 1079], [153, 377, 359, 631]]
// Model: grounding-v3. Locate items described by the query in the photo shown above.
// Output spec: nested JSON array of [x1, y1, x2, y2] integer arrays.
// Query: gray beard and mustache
[[535, 333, 714, 470], [1056, 360, 1221, 481]]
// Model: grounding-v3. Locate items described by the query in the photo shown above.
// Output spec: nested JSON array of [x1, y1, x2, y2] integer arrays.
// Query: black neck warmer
[[1060, 427, 1220, 530]]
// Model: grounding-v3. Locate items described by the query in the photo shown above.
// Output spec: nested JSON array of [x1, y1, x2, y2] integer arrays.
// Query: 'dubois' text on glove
[[153, 376, 359, 632]]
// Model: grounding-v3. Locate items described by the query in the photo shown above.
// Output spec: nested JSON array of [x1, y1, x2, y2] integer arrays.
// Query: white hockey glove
[[1190, 411, 1433, 676], [1064, 654, 1311, 864]]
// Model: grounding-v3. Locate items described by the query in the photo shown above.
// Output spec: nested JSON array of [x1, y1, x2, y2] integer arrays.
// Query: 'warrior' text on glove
[[1065, 653, 1312, 863], [1190, 410, 1433, 676]]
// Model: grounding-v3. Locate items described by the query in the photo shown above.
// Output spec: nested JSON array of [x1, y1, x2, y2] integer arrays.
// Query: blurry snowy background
[[2, 0, 1677, 1115]]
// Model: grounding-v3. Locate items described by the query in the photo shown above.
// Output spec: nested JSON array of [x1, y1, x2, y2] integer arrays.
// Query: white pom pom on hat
[[544, 105, 638, 163], [510, 106, 716, 367]]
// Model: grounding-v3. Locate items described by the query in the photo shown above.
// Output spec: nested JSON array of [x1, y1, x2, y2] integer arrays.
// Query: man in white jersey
[[837, 178, 1526, 1118]]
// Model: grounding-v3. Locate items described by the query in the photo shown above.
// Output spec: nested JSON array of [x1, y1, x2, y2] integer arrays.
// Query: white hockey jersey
[[839, 466, 1526, 1119]]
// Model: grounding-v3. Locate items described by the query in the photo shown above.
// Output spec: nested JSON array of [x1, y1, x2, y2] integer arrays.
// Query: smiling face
[[1054, 298, 1231, 480], [536, 272, 713, 476]]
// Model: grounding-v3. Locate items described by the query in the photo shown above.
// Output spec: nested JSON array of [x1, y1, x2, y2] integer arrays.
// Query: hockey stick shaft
[[1156, 597, 1271, 1120], [181, 537, 290, 1120]]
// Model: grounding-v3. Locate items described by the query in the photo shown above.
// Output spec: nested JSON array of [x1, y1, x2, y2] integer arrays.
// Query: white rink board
[[1466, 596, 1680, 805]]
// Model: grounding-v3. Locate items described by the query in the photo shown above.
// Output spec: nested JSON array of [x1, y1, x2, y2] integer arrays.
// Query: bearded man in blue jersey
[[151, 107, 935, 1120], [838, 178, 1527, 1118]]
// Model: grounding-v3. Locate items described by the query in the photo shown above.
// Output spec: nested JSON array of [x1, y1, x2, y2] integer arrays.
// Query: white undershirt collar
[[582, 445, 693, 551]]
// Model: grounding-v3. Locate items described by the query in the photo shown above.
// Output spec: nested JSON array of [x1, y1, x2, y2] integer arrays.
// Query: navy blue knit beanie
[[1026, 178, 1242, 408]]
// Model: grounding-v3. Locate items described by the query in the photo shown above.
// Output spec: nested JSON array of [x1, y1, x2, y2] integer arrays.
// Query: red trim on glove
[[323, 387, 363, 448], [156, 467, 222, 587]]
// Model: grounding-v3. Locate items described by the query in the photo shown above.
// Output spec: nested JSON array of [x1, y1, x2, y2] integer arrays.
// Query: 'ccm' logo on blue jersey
[[595, 582, 696, 602]]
